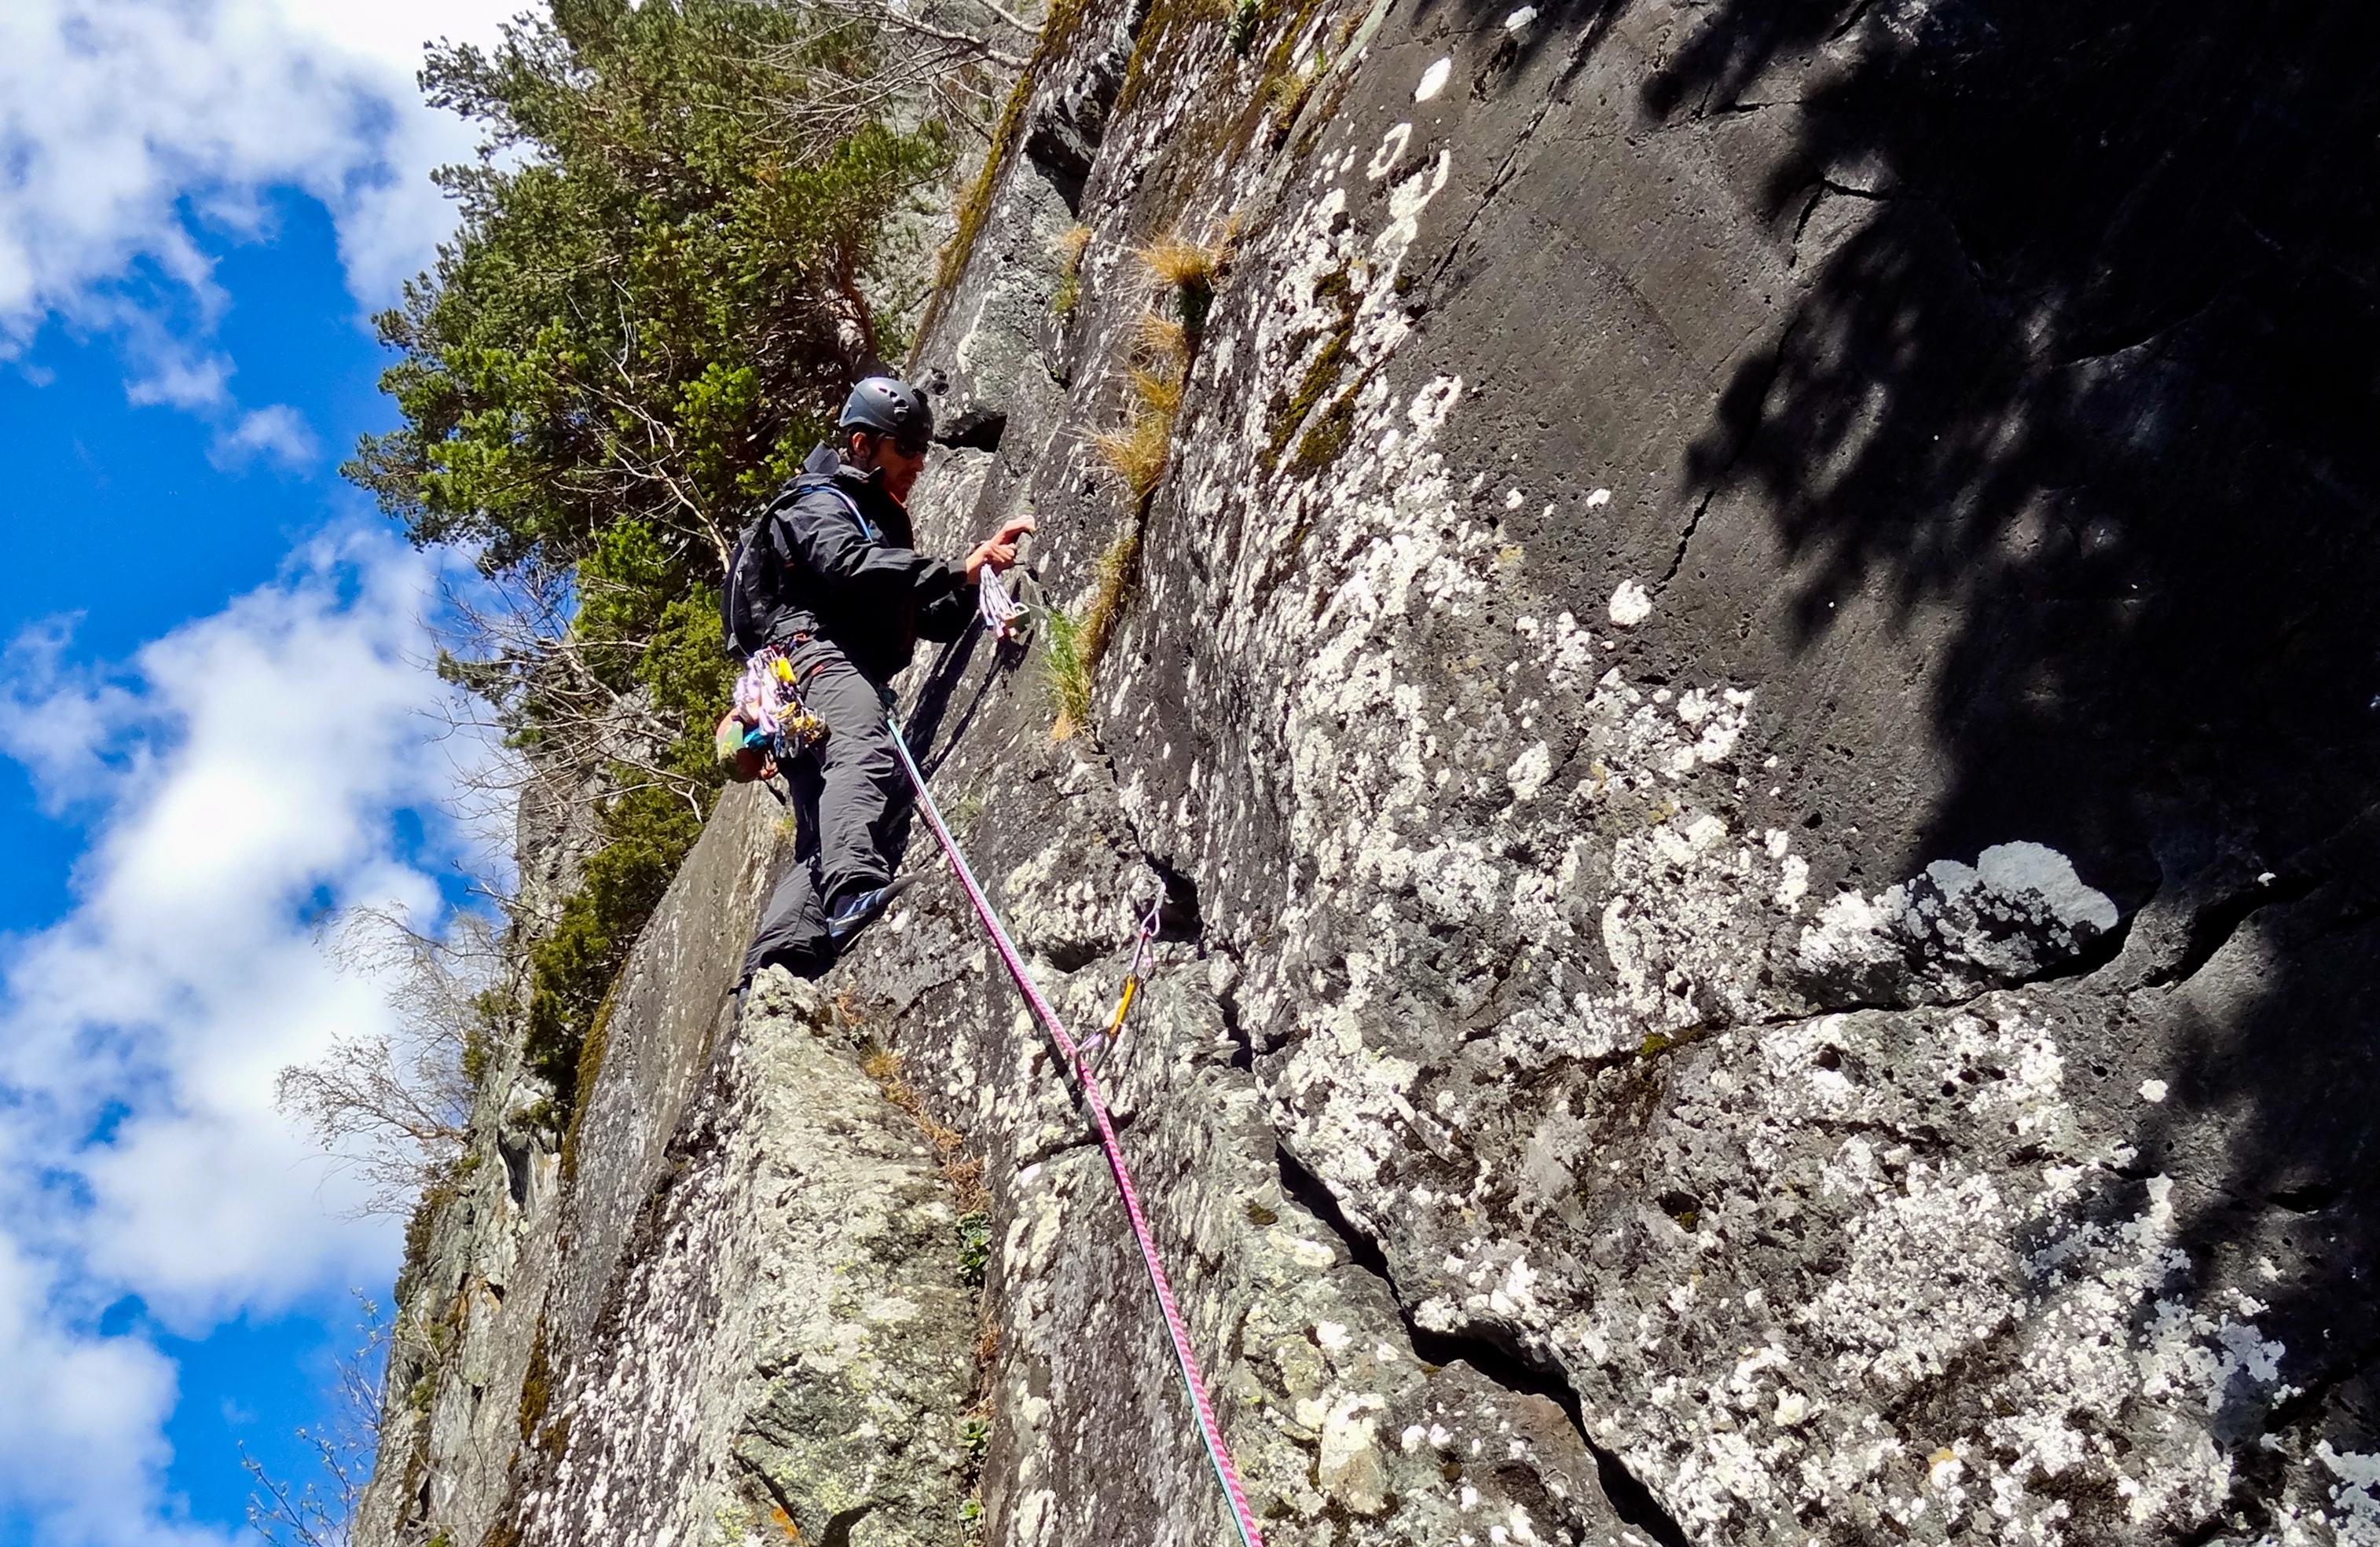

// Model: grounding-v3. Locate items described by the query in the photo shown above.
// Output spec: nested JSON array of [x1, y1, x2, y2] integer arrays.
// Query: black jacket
[[757, 445, 973, 684]]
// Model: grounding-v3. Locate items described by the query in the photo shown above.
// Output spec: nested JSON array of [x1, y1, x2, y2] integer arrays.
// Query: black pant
[[742, 640, 901, 981]]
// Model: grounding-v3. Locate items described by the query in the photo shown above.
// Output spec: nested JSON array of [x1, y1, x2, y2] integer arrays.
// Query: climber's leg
[[739, 640, 903, 983], [794, 643, 902, 910], [742, 742, 830, 981]]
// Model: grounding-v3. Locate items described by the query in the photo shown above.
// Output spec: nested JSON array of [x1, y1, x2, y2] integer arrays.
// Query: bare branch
[[748, 0, 1025, 156], [873, 9, 1029, 68], [243, 1296, 390, 1547], [428, 559, 713, 817], [963, 0, 1043, 38], [278, 910, 511, 1217]]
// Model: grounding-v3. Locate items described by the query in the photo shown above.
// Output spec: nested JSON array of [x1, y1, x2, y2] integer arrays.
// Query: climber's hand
[[964, 515, 1037, 583], [716, 711, 778, 783]]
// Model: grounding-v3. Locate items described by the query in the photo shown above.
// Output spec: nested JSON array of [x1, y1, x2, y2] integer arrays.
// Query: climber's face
[[848, 429, 927, 505]]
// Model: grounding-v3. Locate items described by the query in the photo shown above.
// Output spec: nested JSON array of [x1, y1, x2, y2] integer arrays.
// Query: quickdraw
[[885, 712, 1267, 1547], [735, 645, 829, 753], [1078, 893, 1162, 1072]]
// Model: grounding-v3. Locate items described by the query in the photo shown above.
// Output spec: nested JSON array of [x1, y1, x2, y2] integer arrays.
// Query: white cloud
[[120, 341, 237, 413], [209, 403, 321, 471], [1, 0, 518, 442], [0, 6, 524, 1534], [0, 1234, 222, 1547], [0, 526, 501, 1542], [0, 620, 139, 814], [277, 1, 532, 300]]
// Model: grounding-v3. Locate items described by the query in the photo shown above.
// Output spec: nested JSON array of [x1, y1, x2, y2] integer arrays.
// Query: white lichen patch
[[1797, 841, 2120, 1006], [1507, 741, 1553, 801], [1608, 579, 1653, 627], [1535, 1006, 2303, 1545], [2317, 1444, 2380, 1545], [1318, 1391, 1392, 1511]]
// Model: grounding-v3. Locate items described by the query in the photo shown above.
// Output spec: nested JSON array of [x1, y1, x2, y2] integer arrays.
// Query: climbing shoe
[[749, 946, 833, 984], [825, 877, 913, 948]]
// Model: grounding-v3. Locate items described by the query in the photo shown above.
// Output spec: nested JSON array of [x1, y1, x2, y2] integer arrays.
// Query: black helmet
[[839, 376, 933, 454]]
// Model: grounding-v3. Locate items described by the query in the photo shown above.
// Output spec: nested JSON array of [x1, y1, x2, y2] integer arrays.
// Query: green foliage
[[1265, 49, 1326, 140], [1042, 607, 1092, 737], [561, 991, 616, 1178], [1081, 526, 1142, 665], [1040, 526, 1142, 739], [957, 1211, 992, 1286], [1228, 0, 1263, 55], [960, 1415, 992, 1457], [350, 0, 952, 575], [519, 1314, 554, 1445], [1264, 263, 1357, 469], [575, 519, 738, 779], [1289, 377, 1362, 475], [461, 991, 509, 1085], [525, 783, 706, 1110], [573, 519, 682, 647], [398, 1177, 457, 1299]]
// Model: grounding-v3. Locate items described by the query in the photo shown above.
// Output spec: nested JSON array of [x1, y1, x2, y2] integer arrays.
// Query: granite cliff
[[357, 0, 2380, 1542]]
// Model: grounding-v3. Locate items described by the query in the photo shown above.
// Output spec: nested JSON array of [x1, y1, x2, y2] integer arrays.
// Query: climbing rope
[[885, 712, 1267, 1547], [977, 565, 1026, 640]]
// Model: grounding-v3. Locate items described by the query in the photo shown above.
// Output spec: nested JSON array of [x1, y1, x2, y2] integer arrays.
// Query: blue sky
[[1, 196, 404, 1544], [0, 3, 519, 1542]]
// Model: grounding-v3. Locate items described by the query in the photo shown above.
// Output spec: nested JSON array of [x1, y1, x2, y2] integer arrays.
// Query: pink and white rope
[[886, 713, 1267, 1547]]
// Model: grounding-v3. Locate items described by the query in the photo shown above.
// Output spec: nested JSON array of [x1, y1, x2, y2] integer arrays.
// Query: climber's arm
[[777, 484, 967, 603]]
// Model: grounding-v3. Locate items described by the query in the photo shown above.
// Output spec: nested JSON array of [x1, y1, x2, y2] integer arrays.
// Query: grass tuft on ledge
[[1091, 414, 1173, 501], [1051, 223, 1093, 316], [1040, 525, 1142, 740]]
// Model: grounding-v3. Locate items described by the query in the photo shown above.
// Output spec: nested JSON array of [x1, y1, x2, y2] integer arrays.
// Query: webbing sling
[[885, 713, 1267, 1547]]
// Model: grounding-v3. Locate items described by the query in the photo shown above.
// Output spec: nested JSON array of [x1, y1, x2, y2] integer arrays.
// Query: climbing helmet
[[839, 376, 934, 456]]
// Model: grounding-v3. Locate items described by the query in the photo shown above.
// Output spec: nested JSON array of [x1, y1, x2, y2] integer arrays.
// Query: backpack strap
[[722, 476, 878, 660], [791, 472, 877, 544]]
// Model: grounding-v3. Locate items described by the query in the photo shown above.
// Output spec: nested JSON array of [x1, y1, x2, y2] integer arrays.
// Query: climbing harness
[[977, 564, 1027, 641], [1078, 893, 1163, 1073], [885, 713, 1267, 1547]]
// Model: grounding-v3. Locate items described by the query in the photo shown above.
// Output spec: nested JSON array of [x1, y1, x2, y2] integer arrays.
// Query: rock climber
[[723, 376, 1033, 982]]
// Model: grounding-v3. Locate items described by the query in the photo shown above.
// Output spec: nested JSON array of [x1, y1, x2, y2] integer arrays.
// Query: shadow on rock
[[1650, 0, 2380, 1513]]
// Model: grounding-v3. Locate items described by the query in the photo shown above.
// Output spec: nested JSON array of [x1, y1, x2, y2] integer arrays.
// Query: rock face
[[358, 789, 982, 1547], [358, 0, 2380, 1543]]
